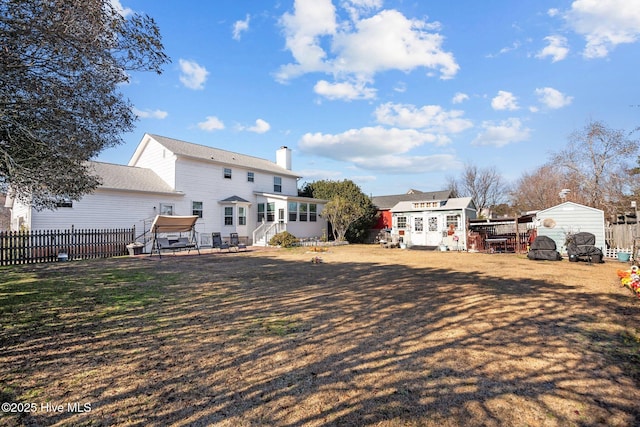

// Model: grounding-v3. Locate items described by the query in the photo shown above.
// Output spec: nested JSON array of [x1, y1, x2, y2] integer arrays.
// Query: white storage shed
[[536, 202, 605, 254]]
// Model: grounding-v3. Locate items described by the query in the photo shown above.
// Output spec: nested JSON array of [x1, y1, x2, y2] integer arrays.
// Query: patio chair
[[229, 232, 247, 252], [212, 232, 230, 252]]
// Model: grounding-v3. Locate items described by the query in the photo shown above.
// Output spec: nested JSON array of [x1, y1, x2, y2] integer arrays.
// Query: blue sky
[[99, 0, 640, 197]]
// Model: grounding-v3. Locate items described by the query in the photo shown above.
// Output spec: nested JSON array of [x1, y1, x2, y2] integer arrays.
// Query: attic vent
[[542, 218, 556, 228]]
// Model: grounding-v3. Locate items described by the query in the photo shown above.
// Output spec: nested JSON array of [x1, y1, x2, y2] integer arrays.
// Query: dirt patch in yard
[[1, 245, 639, 426]]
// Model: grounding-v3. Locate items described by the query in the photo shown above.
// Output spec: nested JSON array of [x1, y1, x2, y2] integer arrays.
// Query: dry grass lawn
[[1, 245, 639, 426]]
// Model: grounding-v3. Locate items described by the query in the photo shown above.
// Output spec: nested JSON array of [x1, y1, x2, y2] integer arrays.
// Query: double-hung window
[[266, 202, 275, 222], [309, 204, 317, 222], [224, 168, 232, 179], [192, 201, 203, 218], [288, 202, 297, 221], [274, 176, 282, 193], [224, 207, 233, 225], [238, 207, 247, 225], [299, 203, 308, 222], [257, 203, 265, 222]]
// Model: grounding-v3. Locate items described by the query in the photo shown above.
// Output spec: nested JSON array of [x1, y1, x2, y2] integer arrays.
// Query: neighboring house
[[7, 134, 327, 246], [389, 196, 477, 249], [371, 189, 452, 231], [535, 201, 605, 254]]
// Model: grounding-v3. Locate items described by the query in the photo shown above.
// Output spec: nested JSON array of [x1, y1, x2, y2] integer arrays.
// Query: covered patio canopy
[[150, 215, 200, 257], [150, 215, 199, 234]]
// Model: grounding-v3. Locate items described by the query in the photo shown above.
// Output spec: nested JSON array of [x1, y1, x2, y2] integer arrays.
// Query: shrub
[[269, 231, 298, 248]]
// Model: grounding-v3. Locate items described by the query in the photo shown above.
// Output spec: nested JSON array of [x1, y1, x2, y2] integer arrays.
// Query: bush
[[269, 231, 298, 248]]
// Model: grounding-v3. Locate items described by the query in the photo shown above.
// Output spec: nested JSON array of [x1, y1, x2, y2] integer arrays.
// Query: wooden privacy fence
[[0, 227, 135, 266]]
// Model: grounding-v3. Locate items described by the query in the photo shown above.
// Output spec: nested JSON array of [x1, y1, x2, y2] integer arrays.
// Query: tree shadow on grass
[[1, 252, 639, 426]]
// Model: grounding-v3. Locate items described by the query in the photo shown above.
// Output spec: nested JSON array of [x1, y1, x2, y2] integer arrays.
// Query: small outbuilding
[[535, 202, 605, 255]]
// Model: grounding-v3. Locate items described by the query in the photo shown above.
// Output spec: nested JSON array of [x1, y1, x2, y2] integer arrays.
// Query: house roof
[[372, 190, 452, 210], [137, 134, 301, 178], [391, 197, 475, 212], [89, 161, 181, 195], [220, 195, 251, 203]]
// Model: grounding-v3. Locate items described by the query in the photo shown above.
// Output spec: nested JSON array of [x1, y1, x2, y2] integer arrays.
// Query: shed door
[[426, 216, 441, 246], [412, 216, 426, 245]]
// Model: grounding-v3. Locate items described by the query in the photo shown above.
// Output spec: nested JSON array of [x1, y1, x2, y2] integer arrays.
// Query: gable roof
[[89, 161, 181, 195], [132, 134, 300, 178], [537, 201, 604, 215], [372, 190, 452, 210]]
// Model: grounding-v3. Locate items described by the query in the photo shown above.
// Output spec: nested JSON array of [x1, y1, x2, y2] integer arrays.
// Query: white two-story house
[[6, 134, 327, 246]]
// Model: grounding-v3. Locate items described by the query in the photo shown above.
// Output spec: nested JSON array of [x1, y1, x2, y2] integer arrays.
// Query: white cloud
[[472, 118, 531, 147], [535, 87, 573, 109], [132, 107, 168, 119], [179, 59, 209, 90], [110, 0, 133, 17], [233, 14, 250, 41], [243, 119, 271, 134], [563, 0, 640, 58], [547, 8, 560, 17], [342, 0, 383, 20], [198, 116, 225, 131], [297, 169, 344, 181], [491, 90, 519, 111], [536, 35, 569, 62], [277, 0, 337, 80], [374, 102, 472, 135], [314, 79, 376, 100], [299, 126, 438, 160], [298, 124, 463, 173], [276, 2, 458, 84], [350, 153, 461, 174], [452, 92, 469, 104]]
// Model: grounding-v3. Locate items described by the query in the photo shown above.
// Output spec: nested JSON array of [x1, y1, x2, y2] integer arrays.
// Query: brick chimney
[[276, 146, 292, 170]]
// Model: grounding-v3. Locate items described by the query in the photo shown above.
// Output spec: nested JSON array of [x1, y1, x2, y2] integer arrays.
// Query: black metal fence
[[0, 227, 135, 266]]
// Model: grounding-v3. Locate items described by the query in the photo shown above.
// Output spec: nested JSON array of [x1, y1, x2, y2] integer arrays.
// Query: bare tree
[[551, 120, 639, 214], [1, 0, 170, 209], [454, 163, 509, 216], [510, 164, 580, 212]]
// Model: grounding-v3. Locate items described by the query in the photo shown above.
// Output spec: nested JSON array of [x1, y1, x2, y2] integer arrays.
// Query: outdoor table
[[485, 238, 508, 253]]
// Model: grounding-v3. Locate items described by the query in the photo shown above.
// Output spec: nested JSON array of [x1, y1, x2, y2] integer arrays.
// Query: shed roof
[[372, 190, 451, 210], [537, 201, 603, 215], [134, 134, 300, 178], [391, 197, 475, 212]]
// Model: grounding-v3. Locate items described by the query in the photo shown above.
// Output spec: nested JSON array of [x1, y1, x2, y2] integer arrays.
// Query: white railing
[[252, 221, 285, 246]]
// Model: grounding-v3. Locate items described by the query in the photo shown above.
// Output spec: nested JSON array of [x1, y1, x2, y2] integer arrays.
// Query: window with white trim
[[299, 203, 308, 221], [160, 203, 174, 215], [224, 168, 232, 179], [238, 206, 246, 225], [267, 202, 275, 221], [257, 203, 265, 222], [274, 176, 282, 192], [288, 202, 297, 221], [224, 206, 233, 225], [192, 201, 203, 218]]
